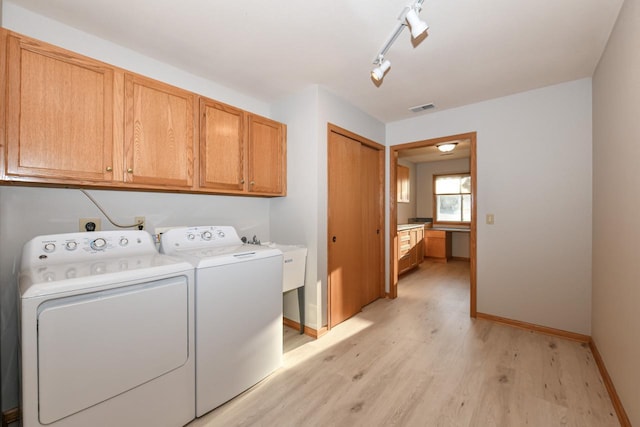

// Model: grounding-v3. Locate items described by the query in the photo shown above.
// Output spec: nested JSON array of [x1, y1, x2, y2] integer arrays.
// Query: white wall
[[270, 86, 320, 328], [592, 0, 640, 424], [396, 159, 416, 224], [387, 78, 593, 335], [0, 4, 275, 412], [271, 86, 385, 329]]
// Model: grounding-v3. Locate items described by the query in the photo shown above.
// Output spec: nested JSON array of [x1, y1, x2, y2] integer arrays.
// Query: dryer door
[[37, 276, 189, 424]]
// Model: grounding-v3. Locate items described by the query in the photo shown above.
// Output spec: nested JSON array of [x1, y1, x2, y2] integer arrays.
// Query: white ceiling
[[6, 0, 623, 123]]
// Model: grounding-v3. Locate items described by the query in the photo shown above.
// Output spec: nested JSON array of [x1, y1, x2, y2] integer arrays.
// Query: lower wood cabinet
[[398, 226, 424, 275], [424, 229, 452, 262]]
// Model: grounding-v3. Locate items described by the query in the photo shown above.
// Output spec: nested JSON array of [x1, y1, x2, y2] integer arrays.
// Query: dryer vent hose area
[[80, 190, 145, 229]]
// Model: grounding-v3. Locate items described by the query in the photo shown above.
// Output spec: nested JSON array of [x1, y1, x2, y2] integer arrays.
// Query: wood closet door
[[328, 132, 363, 327], [361, 144, 383, 306]]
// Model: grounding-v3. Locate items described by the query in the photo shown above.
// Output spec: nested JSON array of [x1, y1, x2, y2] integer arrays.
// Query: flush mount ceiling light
[[370, 0, 429, 83], [437, 143, 457, 153]]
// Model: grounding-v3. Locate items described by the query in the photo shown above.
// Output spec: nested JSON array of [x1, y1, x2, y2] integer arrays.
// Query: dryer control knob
[[119, 237, 129, 247], [65, 241, 78, 251], [91, 238, 107, 250], [217, 230, 226, 238], [44, 243, 56, 253], [202, 231, 213, 240], [187, 233, 195, 240]]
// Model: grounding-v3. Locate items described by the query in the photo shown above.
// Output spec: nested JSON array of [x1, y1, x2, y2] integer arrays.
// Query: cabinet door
[[247, 114, 285, 195], [124, 74, 195, 188], [397, 165, 410, 203], [199, 99, 245, 191], [409, 228, 418, 266], [398, 231, 411, 259], [415, 227, 425, 261], [5, 32, 115, 182]]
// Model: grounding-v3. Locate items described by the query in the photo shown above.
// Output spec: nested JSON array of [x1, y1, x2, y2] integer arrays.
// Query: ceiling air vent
[[409, 103, 435, 113]]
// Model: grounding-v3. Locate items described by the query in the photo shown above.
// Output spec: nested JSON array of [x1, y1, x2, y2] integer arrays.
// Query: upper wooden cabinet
[[199, 99, 245, 191], [1, 29, 286, 197], [3, 31, 115, 183], [247, 114, 286, 195], [124, 74, 195, 188], [199, 99, 286, 196], [397, 165, 410, 203]]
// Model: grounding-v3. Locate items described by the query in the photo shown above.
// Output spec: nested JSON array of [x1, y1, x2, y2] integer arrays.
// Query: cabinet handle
[[332, 236, 337, 243], [250, 181, 255, 185], [241, 179, 245, 184], [127, 168, 133, 173], [105, 166, 113, 172]]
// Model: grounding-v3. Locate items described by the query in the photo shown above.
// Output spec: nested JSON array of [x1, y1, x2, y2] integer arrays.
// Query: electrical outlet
[[79, 218, 102, 232], [486, 214, 495, 225], [135, 216, 146, 230]]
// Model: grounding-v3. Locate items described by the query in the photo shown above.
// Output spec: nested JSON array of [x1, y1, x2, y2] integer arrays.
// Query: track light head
[[371, 58, 391, 81], [406, 8, 429, 39]]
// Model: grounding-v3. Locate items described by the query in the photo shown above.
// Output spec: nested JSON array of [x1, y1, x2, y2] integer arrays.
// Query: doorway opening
[[389, 132, 477, 317]]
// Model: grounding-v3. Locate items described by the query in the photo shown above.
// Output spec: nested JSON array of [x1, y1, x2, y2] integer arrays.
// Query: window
[[433, 173, 471, 224]]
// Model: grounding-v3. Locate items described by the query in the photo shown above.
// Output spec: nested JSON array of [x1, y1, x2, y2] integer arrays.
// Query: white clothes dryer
[[19, 230, 195, 427], [160, 226, 283, 417]]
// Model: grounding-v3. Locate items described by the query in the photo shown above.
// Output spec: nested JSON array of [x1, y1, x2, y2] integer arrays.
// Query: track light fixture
[[370, 0, 428, 83], [371, 56, 391, 81], [405, 8, 429, 39]]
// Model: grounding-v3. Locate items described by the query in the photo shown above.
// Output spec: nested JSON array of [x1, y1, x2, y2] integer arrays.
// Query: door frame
[[327, 123, 386, 330], [389, 132, 477, 317]]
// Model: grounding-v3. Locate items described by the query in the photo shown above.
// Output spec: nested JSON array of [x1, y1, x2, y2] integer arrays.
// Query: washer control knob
[[91, 238, 107, 250], [65, 241, 78, 251], [217, 230, 225, 238], [202, 231, 213, 240], [187, 233, 195, 240], [119, 237, 129, 247], [43, 243, 56, 253]]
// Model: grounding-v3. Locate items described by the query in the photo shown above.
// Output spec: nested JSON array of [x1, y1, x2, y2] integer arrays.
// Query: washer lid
[[20, 254, 193, 299], [169, 244, 282, 268]]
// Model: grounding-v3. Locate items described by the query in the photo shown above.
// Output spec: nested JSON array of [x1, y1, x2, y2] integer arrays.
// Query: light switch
[[486, 214, 495, 225]]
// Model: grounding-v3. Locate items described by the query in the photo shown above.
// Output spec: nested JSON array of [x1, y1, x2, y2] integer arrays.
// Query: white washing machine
[[160, 226, 283, 417], [19, 230, 195, 427]]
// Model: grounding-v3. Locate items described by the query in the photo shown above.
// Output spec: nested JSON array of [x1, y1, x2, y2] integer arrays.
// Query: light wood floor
[[188, 260, 619, 427]]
